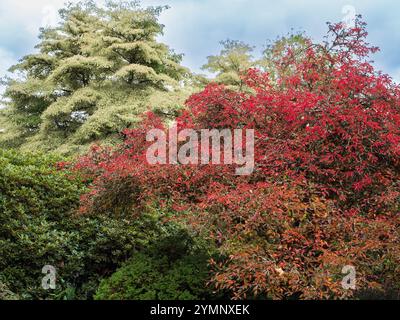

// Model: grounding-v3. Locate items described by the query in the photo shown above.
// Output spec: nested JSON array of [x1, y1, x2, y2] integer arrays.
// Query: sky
[[0, 0, 399, 99]]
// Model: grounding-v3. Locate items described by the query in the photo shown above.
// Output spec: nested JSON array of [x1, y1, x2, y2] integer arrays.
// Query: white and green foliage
[[0, 1, 192, 154], [202, 40, 255, 90], [201, 34, 311, 91]]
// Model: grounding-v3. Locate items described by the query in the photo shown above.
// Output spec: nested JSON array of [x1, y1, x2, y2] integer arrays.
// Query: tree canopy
[[73, 17, 400, 299], [0, 0, 193, 154], [202, 39, 255, 90]]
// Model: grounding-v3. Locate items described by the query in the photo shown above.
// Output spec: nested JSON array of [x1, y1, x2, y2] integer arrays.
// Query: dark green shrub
[[0, 149, 222, 300], [0, 149, 164, 299], [0, 281, 19, 300], [65, 213, 164, 299], [95, 227, 217, 300], [0, 149, 85, 299]]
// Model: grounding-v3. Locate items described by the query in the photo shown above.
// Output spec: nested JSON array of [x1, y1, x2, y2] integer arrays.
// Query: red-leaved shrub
[[74, 17, 400, 299]]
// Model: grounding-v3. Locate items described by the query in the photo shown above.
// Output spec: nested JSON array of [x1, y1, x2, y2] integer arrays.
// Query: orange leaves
[[72, 16, 400, 299]]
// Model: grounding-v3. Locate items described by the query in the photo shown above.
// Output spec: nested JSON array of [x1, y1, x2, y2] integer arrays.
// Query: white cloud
[[0, 0, 398, 77], [0, 47, 16, 77], [40, 5, 61, 29], [0, 0, 63, 36], [0, 47, 17, 103]]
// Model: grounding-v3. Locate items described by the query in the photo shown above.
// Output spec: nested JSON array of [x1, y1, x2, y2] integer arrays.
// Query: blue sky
[[0, 0, 399, 94]]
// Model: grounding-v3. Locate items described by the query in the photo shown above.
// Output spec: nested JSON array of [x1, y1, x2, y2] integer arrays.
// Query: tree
[[202, 40, 254, 90], [257, 32, 311, 82], [0, 0, 193, 154], [74, 17, 400, 299]]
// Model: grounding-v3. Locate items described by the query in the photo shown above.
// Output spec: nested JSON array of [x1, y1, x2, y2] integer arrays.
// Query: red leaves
[[73, 17, 400, 299]]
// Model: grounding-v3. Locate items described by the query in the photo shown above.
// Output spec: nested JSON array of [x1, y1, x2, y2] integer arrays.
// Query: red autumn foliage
[[74, 17, 400, 299]]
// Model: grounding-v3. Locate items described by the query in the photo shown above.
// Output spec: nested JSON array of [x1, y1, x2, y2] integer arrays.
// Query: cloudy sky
[[0, 0, 399, 97]]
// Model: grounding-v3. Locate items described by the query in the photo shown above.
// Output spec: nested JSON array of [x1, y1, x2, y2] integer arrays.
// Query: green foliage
[[200, 34, 311, 90], [202, 39, 254, 90], [0, 281, 19, 300], [95, 226, 217, 300], [0, 0, 194, 154], [0, 149, 169, 299], [257, 32, 310, 81], [0, 149, 85, 299]]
